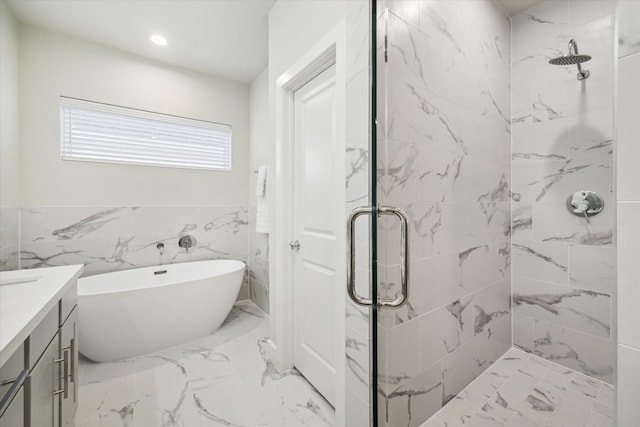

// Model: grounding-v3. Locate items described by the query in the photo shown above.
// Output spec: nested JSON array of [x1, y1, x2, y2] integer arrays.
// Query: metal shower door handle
[[378, 206, 410, 309], [346, 206, 410, 308], [347, 207, 374, 306]]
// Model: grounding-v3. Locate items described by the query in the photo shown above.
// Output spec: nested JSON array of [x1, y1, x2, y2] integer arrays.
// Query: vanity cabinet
[[0, 279, 78, 427], [0, 343, 26, 427], [27, 333, 60, 427], [59, 306, 77, 427], [0, 387, 24, 427]]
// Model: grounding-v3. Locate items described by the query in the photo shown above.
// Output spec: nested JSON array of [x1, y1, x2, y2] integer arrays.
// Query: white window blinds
[[60, 97, 232, 171]]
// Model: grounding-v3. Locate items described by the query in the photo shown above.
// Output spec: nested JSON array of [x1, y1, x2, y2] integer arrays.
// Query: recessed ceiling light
[[150, 34, 167, 46]]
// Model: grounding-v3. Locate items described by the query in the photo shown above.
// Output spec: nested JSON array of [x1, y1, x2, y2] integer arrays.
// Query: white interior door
[[292, 63, 339, 406]]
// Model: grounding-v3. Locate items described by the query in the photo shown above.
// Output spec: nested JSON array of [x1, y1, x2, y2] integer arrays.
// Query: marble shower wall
[[510, 0, 615, 384], [616, 2, 640, 425], [0, 207, 19, 271], [376, 1, 512, 425], [18, 206, 251, 300]]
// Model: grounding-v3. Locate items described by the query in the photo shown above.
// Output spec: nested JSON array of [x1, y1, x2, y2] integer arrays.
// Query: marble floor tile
[[78, 307, 614, 427], [76, 301, 335, 427], [420, 348, 615, 427]]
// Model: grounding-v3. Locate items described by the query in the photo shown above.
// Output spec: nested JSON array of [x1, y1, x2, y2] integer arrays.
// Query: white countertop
[[0, 265, 84, 367]]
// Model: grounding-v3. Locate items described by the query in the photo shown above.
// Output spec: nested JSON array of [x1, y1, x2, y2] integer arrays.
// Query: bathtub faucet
[[178, 235, 196, 253], [156, 242, 164, 256]]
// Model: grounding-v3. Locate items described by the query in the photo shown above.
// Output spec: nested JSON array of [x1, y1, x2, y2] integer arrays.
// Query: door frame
[[268, 21, 346, 425]]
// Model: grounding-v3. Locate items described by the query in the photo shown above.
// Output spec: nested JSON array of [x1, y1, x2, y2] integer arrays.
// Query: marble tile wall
[[510, 0, 616, 385], [376, 0, 512, 425], [616, 2, 640, 424], [18, 206, 251, 300], [0, 207, 19, 271], [248, 207, 269, 313]]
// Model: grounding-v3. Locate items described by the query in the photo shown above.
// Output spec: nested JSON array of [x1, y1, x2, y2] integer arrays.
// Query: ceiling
[[7, 0, 276, 84], [7, 0, 549, 83], [496, 0, 546, 16]]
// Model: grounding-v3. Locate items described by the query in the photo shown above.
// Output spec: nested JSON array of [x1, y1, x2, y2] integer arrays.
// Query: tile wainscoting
[[0, 205, 270, 303], [0, 207, 19, 270], [248, 206, 269, 313]]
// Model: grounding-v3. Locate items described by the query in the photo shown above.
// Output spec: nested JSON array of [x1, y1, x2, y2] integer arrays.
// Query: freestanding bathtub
[[78, 259, 245, 362]]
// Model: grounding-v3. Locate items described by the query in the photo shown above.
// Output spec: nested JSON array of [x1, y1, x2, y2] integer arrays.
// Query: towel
[[256, 165, 267, 196], [256, 165, 269, 234]]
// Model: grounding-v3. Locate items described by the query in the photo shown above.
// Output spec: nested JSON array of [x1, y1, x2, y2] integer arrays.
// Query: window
[[60, 97, 232, 171]]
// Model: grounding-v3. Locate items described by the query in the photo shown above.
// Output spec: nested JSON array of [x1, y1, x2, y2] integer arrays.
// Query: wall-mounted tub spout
[[156, 242, 164, 255]]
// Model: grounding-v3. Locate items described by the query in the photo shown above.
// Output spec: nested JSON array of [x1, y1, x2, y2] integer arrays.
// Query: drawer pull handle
[[70, 338, 75, 383], [63, 338, 76, 383], [62, 349, 69, 399], [0, 369, 27, 417], [53, 350, 70, 399]]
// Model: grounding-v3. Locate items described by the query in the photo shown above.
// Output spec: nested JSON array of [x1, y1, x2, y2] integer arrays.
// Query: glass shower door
[[372, 0, 513, 426]]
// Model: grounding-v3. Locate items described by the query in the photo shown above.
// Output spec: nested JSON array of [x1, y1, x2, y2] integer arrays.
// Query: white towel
[[256, 165, 269, 234], [256, 165, 267, 196]]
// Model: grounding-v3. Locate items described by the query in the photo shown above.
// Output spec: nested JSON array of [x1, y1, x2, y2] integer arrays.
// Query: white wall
[[267, 0, 346, 286], [268, 1, 345, 83], [616, 2, 640, 423], [19, 25, 250, 207], [249, 68, 269, 209], [248, 67, 270, 313], [0, 1, 20, 207], [0, 1, 21, 270]]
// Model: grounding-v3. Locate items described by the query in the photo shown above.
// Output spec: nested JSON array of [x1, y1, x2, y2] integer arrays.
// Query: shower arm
[[568, 39, 586, 75]]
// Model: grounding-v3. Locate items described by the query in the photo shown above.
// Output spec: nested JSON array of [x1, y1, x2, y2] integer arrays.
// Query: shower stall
[[345, 0, 629, 425]]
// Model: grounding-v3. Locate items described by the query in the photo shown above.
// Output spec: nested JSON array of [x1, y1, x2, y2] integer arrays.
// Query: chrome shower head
[[549, 54, 592, 66], [549, 39, 591, 80]]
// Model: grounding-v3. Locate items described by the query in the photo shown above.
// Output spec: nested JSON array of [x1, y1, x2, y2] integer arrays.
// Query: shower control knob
[[289, 240, 301, 251], [566, 190, 604, 217]]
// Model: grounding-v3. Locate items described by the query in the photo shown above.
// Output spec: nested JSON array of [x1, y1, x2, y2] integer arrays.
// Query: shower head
[[548, 54, 592, 66], [549, 39, 591, 80]]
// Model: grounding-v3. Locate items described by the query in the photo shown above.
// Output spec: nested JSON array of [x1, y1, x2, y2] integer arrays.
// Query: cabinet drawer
[[59, 282, 77, 327], [28, 306, 58, 369], [0, 386, 24, 427]]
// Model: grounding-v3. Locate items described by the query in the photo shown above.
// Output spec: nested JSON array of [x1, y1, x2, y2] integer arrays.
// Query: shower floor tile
[[421, 348, 615, 427], [75, 301, 335, 427]]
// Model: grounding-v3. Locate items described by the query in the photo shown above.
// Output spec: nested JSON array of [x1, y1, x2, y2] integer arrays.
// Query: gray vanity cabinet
[[0, 387, 24, 427], [59, 307, 77, 427], [0, 277, 79, 427], [0, 343, 26, 427], [27, 333, 60, 427]]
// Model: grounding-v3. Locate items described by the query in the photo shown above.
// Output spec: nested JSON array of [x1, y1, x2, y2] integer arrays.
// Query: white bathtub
[[78, 259, 245, 362]]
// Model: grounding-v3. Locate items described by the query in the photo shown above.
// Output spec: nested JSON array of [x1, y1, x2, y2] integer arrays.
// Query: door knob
[[289, 240, 301, 250]]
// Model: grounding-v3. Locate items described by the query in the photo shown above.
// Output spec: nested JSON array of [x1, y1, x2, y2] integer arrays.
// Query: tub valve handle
[[178, 235, 196, 253], [156, 242, 164, 256]]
